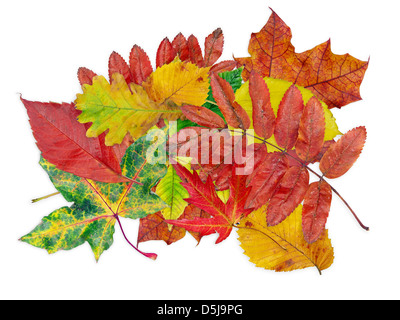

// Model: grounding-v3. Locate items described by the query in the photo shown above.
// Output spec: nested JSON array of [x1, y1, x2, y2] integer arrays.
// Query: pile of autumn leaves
[[21, 10, 368, 273]]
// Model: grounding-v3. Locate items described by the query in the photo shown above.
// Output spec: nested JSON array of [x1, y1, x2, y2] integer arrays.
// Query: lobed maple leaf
[[20, 135, 168, 261], [235, 9, 369, 109], [165, 163, 253, 244]]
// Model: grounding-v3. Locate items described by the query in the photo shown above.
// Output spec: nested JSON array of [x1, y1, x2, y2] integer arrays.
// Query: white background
[[1, 0, 399, 300]]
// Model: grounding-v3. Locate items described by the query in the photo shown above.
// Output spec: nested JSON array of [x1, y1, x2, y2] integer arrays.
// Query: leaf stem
[[32, 191, 60, 203], [231, 129, 369, 231], [114, 215, 157, 260]]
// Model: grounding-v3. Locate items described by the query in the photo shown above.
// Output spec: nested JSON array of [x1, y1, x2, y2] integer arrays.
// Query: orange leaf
[[210, 73, 250, 130], [267, 166, 309, 226], [274, 84, 304, 150], [129, 45, 153, 85], [204, 28, 224, 67], [249, 71, 275, 139], [295, 96, 326, 162], [319, 126, 366, 179], [235, 9, 369, 109], [302, 180, 332, 243]]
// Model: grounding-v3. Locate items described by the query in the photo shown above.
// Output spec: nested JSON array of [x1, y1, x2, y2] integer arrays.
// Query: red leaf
[[21, 98, 131, 183], [108, 51, 132, 84], [210, 73, 250, 130], [77, 67, 97, 86], [181, 105, 226, 128], [209, 60, 238, 74], [172, 33, 190, 62], [204, 28, 224, 67], [319, 126, 366, 179], [156, 37, 175, 68], [129, 45, 153, 85], [267, 166, 309, 226], [245, 152, 289, 209], [249, 71, 275, 139], [166, 163, 252, 243], [274, 84, 304, 150], [302, 180, 332, 243], [187, 35, 204, 67], [295, 96, 325, 162]]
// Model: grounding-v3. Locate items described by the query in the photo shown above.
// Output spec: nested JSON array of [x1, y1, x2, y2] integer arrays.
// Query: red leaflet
[[302, 180, 332, 243], [249, 71, 275, 139], [77, 67, 97, 86], [21, 98, 131, 183], [108, 51, 132, 84], [181, 105, 226, 128], [319, 126, 366, 179], [295, 96, 325, 162], [187, 35, 204, 67], [274, 84, 304, 150], [156, 37, 175, 68], [172, 33, 190, 62], [209, 60, 238, 74], [267, 166, 309, 226], [204, 28, 224, 67], [245, 152, 289, 209], [210, 73, 250, 130], [166, 164, 252, 243], [129, 45, 153, 85]]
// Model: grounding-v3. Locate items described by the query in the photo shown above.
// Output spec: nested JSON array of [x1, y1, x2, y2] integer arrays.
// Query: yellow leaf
[[237, 205, 334, 273], [234, 77, 341, 152], [75, 74, 182, 146], [143, 58, 211, 107]]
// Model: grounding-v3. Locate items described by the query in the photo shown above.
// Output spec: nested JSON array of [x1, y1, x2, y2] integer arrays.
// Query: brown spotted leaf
[[204, 28, 224, 67]]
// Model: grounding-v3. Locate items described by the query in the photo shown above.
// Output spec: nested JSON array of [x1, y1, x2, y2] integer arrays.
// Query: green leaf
[[21, 134, 168, 261], [156, 164, 189, 224]]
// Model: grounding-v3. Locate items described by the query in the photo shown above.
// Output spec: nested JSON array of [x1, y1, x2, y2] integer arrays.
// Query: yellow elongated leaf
[[143, 58, 211, 107], [156, 164, 189, 223], [75, 74, 181, 146], [237, 205, 334, 273]]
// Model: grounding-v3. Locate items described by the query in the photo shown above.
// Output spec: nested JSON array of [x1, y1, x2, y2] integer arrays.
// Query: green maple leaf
[[20, 135, 168, 261]]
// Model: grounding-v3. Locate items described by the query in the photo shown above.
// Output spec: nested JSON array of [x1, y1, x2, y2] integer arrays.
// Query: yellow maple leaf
[[237, 205, 334, 274], [75, 73, 182, 146], [143, 58, 211, 107]]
